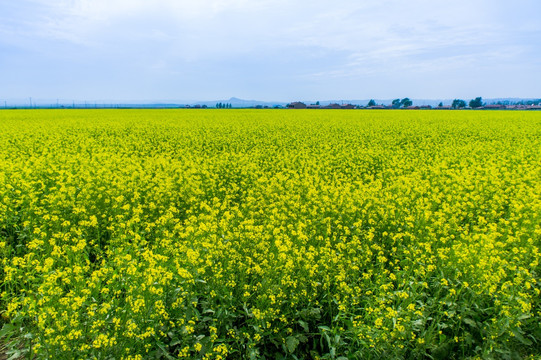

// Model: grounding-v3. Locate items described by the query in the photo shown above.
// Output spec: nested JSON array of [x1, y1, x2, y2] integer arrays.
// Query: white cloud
[[11, 0, 535, 59], [1, 0, 540, 99]]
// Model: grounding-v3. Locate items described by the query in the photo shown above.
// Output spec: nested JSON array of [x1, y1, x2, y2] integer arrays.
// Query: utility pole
[[29, 97, 32, 108]]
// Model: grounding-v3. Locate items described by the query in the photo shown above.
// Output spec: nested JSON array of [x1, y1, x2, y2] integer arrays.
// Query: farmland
[[1, 109, 540, 359]]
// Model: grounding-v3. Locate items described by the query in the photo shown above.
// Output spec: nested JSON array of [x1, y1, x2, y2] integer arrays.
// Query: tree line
[[216, 103, 232, 109], [449, 97, 483, 109], [367, 97, 487, 109]]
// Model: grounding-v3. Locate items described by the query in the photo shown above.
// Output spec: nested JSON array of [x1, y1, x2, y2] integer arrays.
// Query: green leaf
[[7, 349, 25, 360], [0, 324, 17, 340], [511, 328, 532, 346], [310, 307, 322, 318], [248, 349, 259, 360], [412, 319, 424, 330], [463, 318, 477, 328], [286, 336, 300, 353], [157, 343, 176, 360]]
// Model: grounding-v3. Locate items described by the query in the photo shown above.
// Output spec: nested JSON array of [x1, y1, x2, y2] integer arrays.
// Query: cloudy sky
[[1, 0, 540, 102]]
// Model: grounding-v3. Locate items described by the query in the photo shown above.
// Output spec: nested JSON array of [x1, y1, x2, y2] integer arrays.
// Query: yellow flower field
[[1, 109, 540, 359]]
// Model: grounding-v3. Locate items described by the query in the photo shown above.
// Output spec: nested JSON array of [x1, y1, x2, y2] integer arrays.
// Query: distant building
[[287, 102, 307, 109], [307, 105, 321, 109], [341, 104, 355, 109], [325, 103, 342, 109], [484, 104, 506, 110]]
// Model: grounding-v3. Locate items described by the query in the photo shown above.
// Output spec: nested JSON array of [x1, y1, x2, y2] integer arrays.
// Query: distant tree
[[392, 99, 401, 108], [452, 99, 466, 109], [316, 101, 320, 105], [400, 98, 412, 108], [469, 97, 484, 109], [438, 102, 443, 107], [367, 99, 376, 107]]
